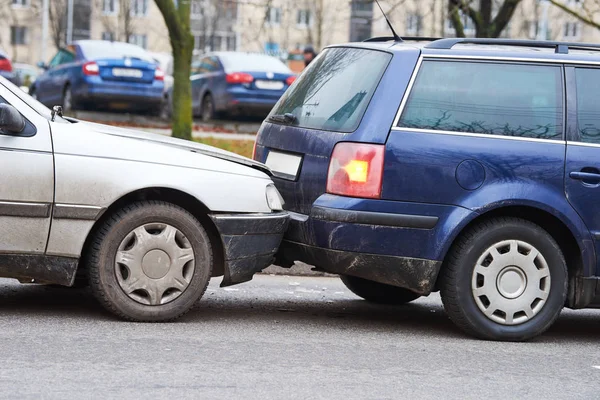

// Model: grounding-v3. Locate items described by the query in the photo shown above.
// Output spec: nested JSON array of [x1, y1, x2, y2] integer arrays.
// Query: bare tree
[[96, 0, 137, 42], [448, 0, 522, 38], [547, 0, 600, 31]]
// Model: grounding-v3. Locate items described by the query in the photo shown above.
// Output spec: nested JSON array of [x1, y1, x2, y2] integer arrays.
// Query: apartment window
[[266, 7, 282, 26], [191, 0, 202, 18], [102, 31, 115, 41], [131, 0, 148, 17], [129, 34, 147, 49], [11, 0, 29, 7], [406, 13, 422, 36], [564, 21, 581, 40], [297, 9, 312, 27], [10, 26, 27, 45], [103, 0, 118, 15]]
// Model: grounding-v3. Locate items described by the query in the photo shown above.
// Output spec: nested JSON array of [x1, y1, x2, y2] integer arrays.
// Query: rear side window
[[269, 47, 392, 133], [398, 61, 563, 140], [575, 68, 600, 144]]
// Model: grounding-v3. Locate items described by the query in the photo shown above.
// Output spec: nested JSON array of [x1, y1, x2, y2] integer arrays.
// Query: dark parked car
[[190, 52, 296, 121], [0, 49, 18, 85], [255, 38, 600, 341], [30, 40, 164, 113]]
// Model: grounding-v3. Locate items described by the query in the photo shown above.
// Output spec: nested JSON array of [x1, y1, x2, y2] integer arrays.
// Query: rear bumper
[[274, 195, 474, 294], [209, 212, 289, 286], [74, 78, 164, 106]]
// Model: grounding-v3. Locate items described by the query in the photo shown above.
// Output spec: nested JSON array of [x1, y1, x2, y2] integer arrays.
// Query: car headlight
[[266, 184, 284, 211]]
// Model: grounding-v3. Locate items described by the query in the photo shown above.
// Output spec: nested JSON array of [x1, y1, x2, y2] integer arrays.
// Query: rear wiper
[[269, 113, 297, 125]]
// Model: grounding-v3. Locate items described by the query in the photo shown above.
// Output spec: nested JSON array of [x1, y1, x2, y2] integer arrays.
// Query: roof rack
[[424, 38, 600, 54], [363, 36, 400, 43]]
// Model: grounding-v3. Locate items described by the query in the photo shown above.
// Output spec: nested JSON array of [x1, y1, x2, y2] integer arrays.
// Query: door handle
[[570, 171, 600, 184]]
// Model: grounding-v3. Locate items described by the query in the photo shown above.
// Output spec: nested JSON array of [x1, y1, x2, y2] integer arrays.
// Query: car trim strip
[[53, 204, 106, 220], [311, 206, 439, 229], [392, 56, 424, 127], [0, 200, 51, 218], [567, 141, 600, 148], [422, 53, 600, 66], [391, 127, 565, 145]]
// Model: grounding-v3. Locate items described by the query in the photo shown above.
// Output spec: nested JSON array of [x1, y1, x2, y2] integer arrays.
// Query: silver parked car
[[0, 75, 288, 321]]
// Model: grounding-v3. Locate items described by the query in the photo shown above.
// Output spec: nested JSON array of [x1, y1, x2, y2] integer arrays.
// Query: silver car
[[0, 76, 288, 321]]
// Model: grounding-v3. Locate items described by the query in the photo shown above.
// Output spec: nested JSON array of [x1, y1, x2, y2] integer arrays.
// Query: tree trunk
[[170, 34, 194, 139]]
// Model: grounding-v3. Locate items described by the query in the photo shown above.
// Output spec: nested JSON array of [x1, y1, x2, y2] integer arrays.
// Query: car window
[[575, 68, 600, 144], [398, 61, 563, 140], [218, 53, 290, 73], [268, 47, 392, 133], [48, 49, 75, 68], [192, 57, 220, 74]]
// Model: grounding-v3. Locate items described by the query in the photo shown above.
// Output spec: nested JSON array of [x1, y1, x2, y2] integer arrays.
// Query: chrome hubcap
[[471, 240, 551, 325], [115, 223, 195, 306]]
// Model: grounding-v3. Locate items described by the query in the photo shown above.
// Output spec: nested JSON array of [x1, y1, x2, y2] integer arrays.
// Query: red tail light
[[226, 72, 254, 84], [286, 75, 297, 86], [154, 67, 165, 81], [0, 58, 13, 72], [326, 143, 385, 199], [82, 61, 99, 76]]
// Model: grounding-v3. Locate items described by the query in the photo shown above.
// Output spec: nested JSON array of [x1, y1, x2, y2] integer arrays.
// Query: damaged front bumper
[[209, 212, 289, 287]]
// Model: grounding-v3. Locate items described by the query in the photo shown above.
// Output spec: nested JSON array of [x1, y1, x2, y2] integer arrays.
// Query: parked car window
[[575, 68, 600, 144], [398, 61, 563, 140], [79, 41, 154, 62], [269, 47, 392, 133], [192, 57, 220, 74], [218, 53, 290, 73], [48, 48, 75, 68]]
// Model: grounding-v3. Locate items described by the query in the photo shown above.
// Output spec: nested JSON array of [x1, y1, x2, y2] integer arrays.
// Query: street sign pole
[[67, 0, 74, 44], [41, 0, 49, 62]]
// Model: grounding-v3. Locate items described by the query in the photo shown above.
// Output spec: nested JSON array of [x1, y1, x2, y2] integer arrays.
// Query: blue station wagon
[[255, 38, 600, 341]]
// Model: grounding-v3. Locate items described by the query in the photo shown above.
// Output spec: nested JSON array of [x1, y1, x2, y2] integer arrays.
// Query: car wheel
[[62, 85, 75, 112], [88, 200, 213, 322], [440, 217, 567, 341], [340, 275, 421, 305], [200, 93, 215, 122], [158, 96, 171, 120]]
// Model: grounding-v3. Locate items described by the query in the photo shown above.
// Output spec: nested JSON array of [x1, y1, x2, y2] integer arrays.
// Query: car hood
[[81, 121, 271, 176]]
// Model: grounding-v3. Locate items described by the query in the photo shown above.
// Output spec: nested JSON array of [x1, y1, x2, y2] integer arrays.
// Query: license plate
[[265, 150, 302, 180], [112, 68, 143, 78], [256, 80, 284, 90]]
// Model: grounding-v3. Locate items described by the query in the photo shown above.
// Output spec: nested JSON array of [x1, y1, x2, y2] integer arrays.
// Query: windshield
[[268, 47, 391, 133], [0, 75, 69, 123], [218, 53, 290, 73], [80, 41, 155, 63]]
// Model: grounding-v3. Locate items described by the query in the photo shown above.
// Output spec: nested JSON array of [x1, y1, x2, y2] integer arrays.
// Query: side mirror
[[0, 104, 25, 134]]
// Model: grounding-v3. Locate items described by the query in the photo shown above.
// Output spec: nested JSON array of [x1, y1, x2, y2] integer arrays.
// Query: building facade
[[1, 0, 600, 65]]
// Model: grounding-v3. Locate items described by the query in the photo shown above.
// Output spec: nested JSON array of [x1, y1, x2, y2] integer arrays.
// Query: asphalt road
[[0, 274, 599, 399]]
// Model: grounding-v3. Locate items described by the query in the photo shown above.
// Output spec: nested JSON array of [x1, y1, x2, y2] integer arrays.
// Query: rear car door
[[191, 56, 221, 112], [565, 66, 600, 275], [0, 80, 54, 254]]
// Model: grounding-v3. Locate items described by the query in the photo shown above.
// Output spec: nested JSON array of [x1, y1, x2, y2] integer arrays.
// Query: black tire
[[200, 93, 215, 122], [340, 275, 421, 305], [62, 84, 76, 112], [440, 217, 567, 341], [88, 201, 213, 322]]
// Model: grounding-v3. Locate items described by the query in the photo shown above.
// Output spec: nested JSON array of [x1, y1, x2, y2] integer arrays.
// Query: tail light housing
[[226, 72, 254, 84], [154, 67, 165, 81], [82, 61, 99, 76], [0, 57, 12, 72], [286, 75, 297, 86], [326, 142, 385, 199]]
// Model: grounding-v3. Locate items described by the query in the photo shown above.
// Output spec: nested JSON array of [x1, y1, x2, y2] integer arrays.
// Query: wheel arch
[[434, 204, 594, 308], [77, 187, 225, 280]]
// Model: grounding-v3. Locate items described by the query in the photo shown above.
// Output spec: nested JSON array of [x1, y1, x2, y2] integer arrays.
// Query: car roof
[[328, 38, 600, 65]]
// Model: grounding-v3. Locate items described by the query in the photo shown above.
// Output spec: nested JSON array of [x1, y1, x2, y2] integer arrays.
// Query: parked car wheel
[[440, 217, 567, 341], [340, 275, 421, 305], [88, 200, 213, 322], [200, 93, 215, 122], [62, 84, 76, 112]]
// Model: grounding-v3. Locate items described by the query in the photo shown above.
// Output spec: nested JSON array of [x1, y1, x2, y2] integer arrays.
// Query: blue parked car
[[31, 40, 164, 113], [190, 52, 296, 121], [255, 37, 600, 341]]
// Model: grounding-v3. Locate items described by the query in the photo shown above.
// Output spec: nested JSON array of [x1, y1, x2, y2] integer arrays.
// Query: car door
[[0, 81, 54, 254], [36, 50, 64, 105], [565, 66, 600, 275], [47, 47, 76, 105], [191, 56, 220, 112]]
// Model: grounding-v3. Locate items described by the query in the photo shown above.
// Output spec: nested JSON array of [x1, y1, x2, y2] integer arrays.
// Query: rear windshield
[[268, 47, 391, 133], [219, 53, 290, 73], [80, 41, 154, 63]]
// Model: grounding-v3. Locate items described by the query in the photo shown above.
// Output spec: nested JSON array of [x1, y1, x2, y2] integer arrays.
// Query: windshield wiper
[[269, 113, 297, 125]]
